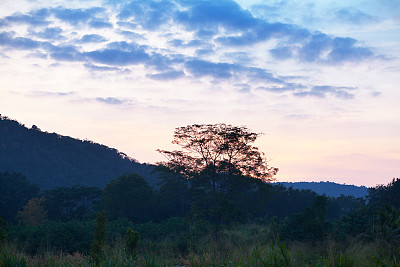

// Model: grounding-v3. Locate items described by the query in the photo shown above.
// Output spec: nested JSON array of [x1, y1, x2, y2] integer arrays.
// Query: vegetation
[[0, 115, 158, 190], [90, 211, 107, 264], [0, 121, 399, 266]]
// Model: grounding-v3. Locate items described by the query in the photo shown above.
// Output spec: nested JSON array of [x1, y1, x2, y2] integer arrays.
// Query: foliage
[[42, 186, 102, 222], [90, 211, 107, 264], [155, 173, 191, 221], [0, 172, 39, 223], [157, 123, 278, 183], [257, 184, 318, 219], [368, 178, 400, 209], [103, 174, 155, 223], [0, 216, 7, 247], [157, 124, 279, 238], [333, 205, 373, 241], [326, 194, 366, 220], [0, 246, 27, 267], [9, 220, 94, 254], [16, 197, 47, 226], [372, 204, 400, 251], [124, 227, 140, 255], [282, 195, 331, 242]]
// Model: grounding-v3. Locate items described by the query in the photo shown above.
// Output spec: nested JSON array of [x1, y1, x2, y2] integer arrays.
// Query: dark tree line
[[1, 171, 399, 254]]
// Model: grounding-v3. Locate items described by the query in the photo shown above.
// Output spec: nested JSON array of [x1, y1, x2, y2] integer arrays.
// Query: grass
[[1, 223, 399, 266]]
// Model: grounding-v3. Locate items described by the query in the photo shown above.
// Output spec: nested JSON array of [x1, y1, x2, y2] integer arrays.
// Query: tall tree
[[157, 124, 278, 187], [157, 124, 278, 236]]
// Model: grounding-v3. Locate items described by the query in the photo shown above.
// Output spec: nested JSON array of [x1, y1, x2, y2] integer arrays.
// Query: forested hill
[[0, 115, 159, 190], [276, 181, 369, 198]]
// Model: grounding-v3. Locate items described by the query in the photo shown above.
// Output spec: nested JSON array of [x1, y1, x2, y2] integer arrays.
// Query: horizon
[[1, 0, 399, 187], [0, 114, 390, 188]]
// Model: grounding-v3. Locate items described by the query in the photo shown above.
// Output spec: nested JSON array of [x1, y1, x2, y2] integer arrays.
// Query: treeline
[[1, 171, 399, 256]]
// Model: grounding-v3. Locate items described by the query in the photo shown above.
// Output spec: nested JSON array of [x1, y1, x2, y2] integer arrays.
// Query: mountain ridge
[[275, 181, 369, 198], [0, 115, 159, 190]]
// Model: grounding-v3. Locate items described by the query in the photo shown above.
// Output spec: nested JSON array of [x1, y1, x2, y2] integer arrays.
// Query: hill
[[0, 115, 159, 190], [276, 181, 369, 198]]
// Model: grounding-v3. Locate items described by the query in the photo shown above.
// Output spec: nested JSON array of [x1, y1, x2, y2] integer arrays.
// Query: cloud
[[83, 41, 154, 66], [184, 59, 239, 79], [30, 91, 75, 97], [176, 0, 256, 31], [84, 63, 121, 72], [118, 0, 176, 30], [294, 86, 356, 99], [269, 46, 294, 60], [195, 48, 214, 56], [79, 34, 107, 43], [146, 70, 185, 80], [0, 11, 50, 27], [118, 30, 145, 40], [29, 27, 65, 40], [256, 84, 356, 99], [88, 19, 113, 29], [271, 34, 374, 63], [334, 8, 377, 25], [0, 0, 378, 67], [85, 49, 149, 66], [371, 91, 382, 97], [95, 97, 128, 105], [0, 0, 383, 101], [52, 7, 105, 25], [168, 38, 209, 49], [46, 44, 84, 62], [327, 37, 373, 63], [0, 32, 44, 49], [257, 83, 306, 93]]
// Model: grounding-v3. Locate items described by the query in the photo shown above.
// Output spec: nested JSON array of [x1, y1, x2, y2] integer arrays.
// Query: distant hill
[[276, 181, 369, 198], [0, 115, 159, 190]]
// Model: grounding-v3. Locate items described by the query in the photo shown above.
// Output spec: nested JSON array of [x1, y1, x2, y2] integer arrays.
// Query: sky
[[0, 0, 399, 187]]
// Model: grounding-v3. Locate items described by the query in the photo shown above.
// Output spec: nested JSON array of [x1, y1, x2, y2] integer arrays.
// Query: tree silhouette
[[157, 124, 278, 186], [157, 124, 278, 239]]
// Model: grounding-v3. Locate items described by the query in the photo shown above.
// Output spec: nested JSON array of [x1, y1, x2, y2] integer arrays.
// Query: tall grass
[[2, 223, 399, 266]]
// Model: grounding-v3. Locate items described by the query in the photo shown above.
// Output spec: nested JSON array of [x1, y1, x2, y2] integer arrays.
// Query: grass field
[[1, 223, 399, 266]]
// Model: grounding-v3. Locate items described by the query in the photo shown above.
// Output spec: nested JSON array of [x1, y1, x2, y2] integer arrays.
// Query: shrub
[[124, 227, 140, 255], [90, 211, 107, 264]]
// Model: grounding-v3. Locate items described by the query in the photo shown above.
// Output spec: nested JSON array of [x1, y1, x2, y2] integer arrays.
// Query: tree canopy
[[157, 123, 278, 185], [103, 174, 155, 223], [157, 124, 279, 234]]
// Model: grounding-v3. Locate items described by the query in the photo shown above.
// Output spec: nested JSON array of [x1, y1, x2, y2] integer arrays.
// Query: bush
[[8, 220, 94, 254], [90, 211, 107, 264], [124, 227, 140, 255]]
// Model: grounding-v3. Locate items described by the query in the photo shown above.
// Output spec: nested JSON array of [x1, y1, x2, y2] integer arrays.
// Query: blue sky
[[1, 0, 399, 186]]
